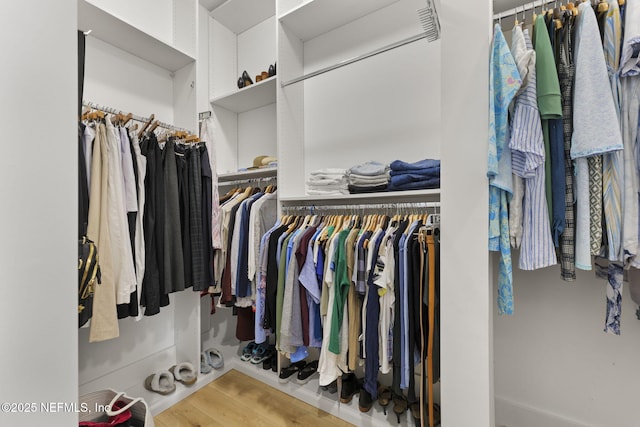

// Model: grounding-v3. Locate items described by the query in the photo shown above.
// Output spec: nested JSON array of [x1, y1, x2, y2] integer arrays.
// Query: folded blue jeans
[[388, 177, 440, 191], [390, 158, 440, 172], [389, 171, 440, 186]]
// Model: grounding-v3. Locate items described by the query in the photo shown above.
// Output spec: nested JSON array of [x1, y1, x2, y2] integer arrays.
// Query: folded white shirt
[[309, 168, 347, 176]]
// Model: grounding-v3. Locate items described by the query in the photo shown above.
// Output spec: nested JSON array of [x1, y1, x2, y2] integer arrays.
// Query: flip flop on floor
[[144, 371, 176, 395], [204, 348, 224, 370], [170, 362, 197, 386]]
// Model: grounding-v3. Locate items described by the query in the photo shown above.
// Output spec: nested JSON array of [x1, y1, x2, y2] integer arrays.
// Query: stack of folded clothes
[[346, 161, 390, 194], [388, 158, 440, 191], [306, 168, 349, 195]]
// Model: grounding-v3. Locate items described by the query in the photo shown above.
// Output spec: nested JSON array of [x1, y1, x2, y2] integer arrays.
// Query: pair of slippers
[[201, 348, 224, 374], [278, 360, 318, 385], [144, 362, 197, 395]]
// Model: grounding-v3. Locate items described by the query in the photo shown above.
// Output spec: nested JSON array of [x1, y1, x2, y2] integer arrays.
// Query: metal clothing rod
[[218, 175, 278, 187], [82, 100, 193, 134], [280, 32, 428, 88], [493, 0, 556, 21], [281, 201, 440, 212]]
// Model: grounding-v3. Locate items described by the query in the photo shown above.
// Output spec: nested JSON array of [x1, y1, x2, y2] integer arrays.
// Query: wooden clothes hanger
[[83, 110, 105, 121], [597, 0, 609, 12], [138, 114, 155, 137]]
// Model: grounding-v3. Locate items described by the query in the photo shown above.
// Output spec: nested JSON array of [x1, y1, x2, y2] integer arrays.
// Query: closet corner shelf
[[210, 0, 275, 34], [218, 167, 277, 182], [78, 0, 196, 72], [210, 77, 277, 113], [279, 0, 401, 42], [279, 189, 440, 205]]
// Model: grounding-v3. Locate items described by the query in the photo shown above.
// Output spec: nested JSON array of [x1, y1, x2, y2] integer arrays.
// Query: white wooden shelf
[[280, 189, 440, 204], [210, 77, 277, 113], [200, 0, 225, 11], [279, 0, 401, 42], [78, 0, 195, 72], [218, 167, 277, 182], [210, 0, 275, 34]]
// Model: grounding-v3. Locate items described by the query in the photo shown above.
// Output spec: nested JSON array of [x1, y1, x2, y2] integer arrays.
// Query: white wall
[[494, 261, 640, 427], [238, 16, 277, 84], [0, 2, 78, 426], [302, 0, 440, 177], [238, 103, 278, 168], [83, 36, 174, 122], [198, 4, 210, 114]]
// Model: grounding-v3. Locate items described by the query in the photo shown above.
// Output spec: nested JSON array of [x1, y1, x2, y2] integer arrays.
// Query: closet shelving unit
[[279, 189, 441, 204], [207, 0, 278, 175], [210, 76, 277, 112], [276, 0, 441, 203], [277, 0, 440, 424], [77, 0, 206, 416], [278, 0, 402, 43], [218, 166, 278, 182], [203, 0, 441, 426], [77, 0, 195, 71]]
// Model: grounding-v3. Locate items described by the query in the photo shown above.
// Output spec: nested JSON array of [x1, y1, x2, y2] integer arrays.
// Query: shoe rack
[[207, 0, 278, 175]]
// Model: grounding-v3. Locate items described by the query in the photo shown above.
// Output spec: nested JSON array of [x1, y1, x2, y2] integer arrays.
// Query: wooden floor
[[155, 369, 354, 427]]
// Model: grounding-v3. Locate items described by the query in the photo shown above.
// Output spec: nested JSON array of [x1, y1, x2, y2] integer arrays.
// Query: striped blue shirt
[[509, 27, 557, 270]]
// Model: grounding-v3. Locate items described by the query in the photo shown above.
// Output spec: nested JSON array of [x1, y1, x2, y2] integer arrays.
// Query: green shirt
[[328, 229, 351, 355], [534, 15, 562, 219]]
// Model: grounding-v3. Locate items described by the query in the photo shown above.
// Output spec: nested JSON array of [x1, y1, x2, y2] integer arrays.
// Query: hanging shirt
[[602, 0, 624, 263], [489, 24, 521, 315], [572, 2, 624, 269], [248, 191, 278, 283], [374, 226, 397, 375], [510, 26, 557, 271], [363, 228, 386, 400], [318, 230, 342, 387], [254, 220, 282, 344], [82, 125, 95, 190], [399, 221, 421, 389], [105, 119, 137, 304], [299, 226, 324, 348], [200, 118, 222, 250], [130, 131, 147, 321], [328, 229, 351, 354], [558, 17, 577, 281], [534, 14, 562, 227], [119, 127, 138, 213], [619, 0, 640, 77]]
